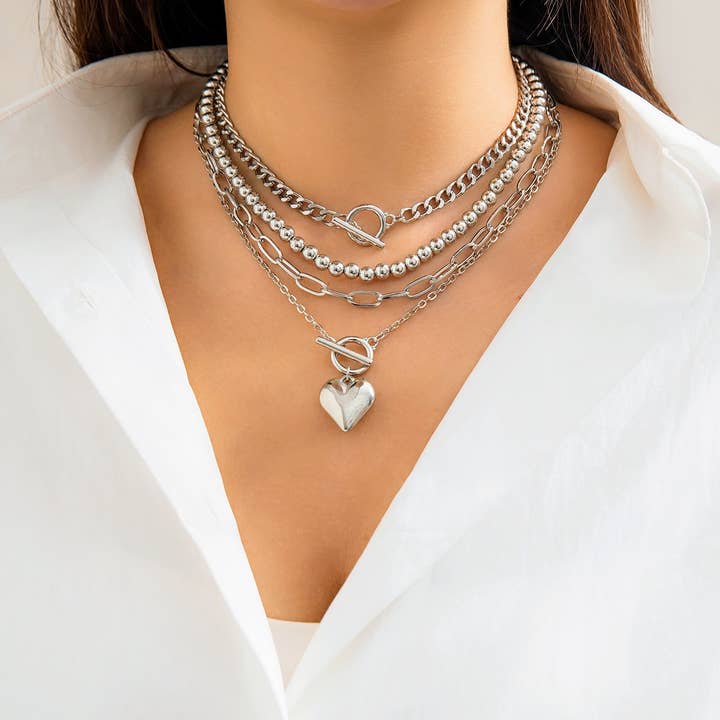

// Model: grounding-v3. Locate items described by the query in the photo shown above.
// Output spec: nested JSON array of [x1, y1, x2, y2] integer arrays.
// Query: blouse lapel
[[0, 117, 289, 716]]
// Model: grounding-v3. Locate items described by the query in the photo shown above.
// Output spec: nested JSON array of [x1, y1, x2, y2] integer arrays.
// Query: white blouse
[[1, 45, 719, 719], [267, 617, 321, 688]]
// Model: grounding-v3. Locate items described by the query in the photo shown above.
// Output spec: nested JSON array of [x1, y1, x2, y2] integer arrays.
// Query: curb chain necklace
[[206, 69, 547, 282], [206, 55, 542, 249], [193, 59, 562, 431]]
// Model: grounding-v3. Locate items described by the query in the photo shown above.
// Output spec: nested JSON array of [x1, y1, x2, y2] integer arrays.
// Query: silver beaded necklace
[[193, 60, 562, 431]]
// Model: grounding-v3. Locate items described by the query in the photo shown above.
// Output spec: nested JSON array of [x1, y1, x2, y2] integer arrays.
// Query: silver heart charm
[[319, 376, 375, 432]]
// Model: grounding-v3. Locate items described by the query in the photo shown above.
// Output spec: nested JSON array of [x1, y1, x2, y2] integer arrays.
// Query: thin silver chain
[[193, 94, 561, 351], [207, 56, 541, 229]]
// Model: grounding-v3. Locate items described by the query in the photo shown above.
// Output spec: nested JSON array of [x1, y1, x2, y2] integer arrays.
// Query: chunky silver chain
[[193, 94, 561, 349], [195, 96, 558, 308], [202, 84, 548, 283], [208, 56, 540, 230]]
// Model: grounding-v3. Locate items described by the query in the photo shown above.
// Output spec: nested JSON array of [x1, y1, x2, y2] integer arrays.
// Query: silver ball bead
[[231, 175, 244, 188], [224, 166, 238, 178], [473, 200, 488, 214], [529, 121, 541, 133], [404, 254, 420, 270], [279, 226, 294, 241], [512, 149, 526, 162], [430, 237, 445, 253], [442, 229, 457, 244], [482, 190, 497, 205], [200, 113, 214, 125], [212, 146, 226, 158], [289, 237, 305, 252], [417, 245, 433, 261], [526, 130, 538, 142], [269, 218, 283, 231], [329, 261, 345, 276], [390, 262, 407, 277], [359, 266, 375, 282], [453, 220, 468, 235], [207, 135, 221, 148], [204, 125, 218, 136], [238, 185, 251, 198], [500, 169, 513, 183], [374, 263, 390, 279], [520, 140, 532, 153], [506, 159, 520, 172], [344, 263, 360, 278], [251, 201, 265, 214], [463, 211, 478, 226], [315, 254, 331, 269], [490, 178, 504, 193], [245, 193, 258, 206], [302, 245, 318, 261], [261, 209, 275, 223]]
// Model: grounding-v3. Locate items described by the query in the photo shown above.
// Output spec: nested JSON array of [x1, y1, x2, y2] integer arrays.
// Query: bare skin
[[134, 0, 617, 622]]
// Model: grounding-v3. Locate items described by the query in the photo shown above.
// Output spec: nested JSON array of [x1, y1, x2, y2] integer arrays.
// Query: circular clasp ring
[[333, 204, 387, 248], [329, 336, 375, 376]]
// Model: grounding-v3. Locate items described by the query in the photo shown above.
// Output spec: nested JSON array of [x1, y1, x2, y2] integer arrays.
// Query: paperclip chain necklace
[[193, 61, 562, 432]]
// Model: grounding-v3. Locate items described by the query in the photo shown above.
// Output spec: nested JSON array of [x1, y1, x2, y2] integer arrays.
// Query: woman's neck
[[224, 0, 516, 212]]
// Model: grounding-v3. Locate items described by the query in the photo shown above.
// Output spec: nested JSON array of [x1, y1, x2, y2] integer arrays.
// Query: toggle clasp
[[332, 204, 387, 248]]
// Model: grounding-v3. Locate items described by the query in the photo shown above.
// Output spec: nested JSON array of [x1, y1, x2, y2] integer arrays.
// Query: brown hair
[[51, 0, 674, 117]]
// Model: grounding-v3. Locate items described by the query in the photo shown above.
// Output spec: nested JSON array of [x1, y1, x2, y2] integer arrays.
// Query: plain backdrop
[[0, 1, 718, 143]]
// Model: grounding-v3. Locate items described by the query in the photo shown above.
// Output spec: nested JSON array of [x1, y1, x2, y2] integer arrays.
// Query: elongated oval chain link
[[210, 55, 540, 229], [193, 89, 561, 351]]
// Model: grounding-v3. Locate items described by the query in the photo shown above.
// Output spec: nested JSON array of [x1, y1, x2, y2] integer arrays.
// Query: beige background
[[0, 1, 718, 143]]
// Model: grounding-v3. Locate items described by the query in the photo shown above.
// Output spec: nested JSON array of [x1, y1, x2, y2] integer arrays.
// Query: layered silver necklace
[[193, 56, 562, 431]]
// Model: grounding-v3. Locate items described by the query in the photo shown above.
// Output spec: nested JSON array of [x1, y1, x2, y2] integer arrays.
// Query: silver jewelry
[[195, 100, 552, 309], [217, 91, 546, 283], [193, 69, 561, 431], [206, 56, 543, 248]]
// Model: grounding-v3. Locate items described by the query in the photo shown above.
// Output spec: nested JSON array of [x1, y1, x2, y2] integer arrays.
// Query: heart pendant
[[319, 376, 375, 432]]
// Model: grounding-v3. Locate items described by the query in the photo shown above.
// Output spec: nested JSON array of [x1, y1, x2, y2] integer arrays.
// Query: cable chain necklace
[[193, 59, 562, 431]]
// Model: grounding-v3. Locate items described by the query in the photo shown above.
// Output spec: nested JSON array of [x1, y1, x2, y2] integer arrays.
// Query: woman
[[1, 0, 718, 717]]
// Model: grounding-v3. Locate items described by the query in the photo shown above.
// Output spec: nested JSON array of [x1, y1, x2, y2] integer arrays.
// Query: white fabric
[[1, 44, 719, 719], [267, 617, 321, 688]]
